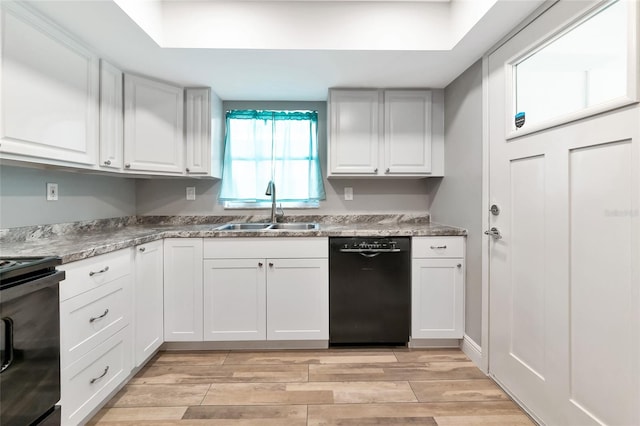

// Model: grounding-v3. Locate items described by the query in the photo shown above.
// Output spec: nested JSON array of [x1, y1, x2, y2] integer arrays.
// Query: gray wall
[[136, 101, 432, 216], [429, 59, 483, 345], [0, 165, 136, 228]]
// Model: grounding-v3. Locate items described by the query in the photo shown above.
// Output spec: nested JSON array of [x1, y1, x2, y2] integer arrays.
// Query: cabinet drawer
[[60, 275, 131, 368], [61, 326, 132, 426], [412, 237, 464, 258], [60, 249, 132, 301]]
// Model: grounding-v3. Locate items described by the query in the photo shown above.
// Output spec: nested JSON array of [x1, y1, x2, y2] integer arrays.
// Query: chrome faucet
[[265, 180, 284, 223]]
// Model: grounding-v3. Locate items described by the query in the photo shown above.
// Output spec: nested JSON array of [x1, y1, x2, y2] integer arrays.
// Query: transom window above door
[[508, 0, 637, 138]]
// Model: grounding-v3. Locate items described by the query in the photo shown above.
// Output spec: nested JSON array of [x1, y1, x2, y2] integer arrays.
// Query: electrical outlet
[[186, 187, 196, 201], [344, 186, 353, 201], [46, 183, 58, 201]]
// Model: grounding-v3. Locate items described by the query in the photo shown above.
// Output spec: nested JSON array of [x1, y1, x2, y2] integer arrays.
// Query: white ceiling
[[25, 0, 545, 101]]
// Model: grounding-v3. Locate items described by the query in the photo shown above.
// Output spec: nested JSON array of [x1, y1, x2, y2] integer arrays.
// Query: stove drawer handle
[[89, 309, 109, 323], [90, 366, 109, 384], [89, 266, 109, 277], [0, 317, 14, 374]]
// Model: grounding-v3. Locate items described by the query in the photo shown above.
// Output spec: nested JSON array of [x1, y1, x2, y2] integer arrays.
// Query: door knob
[[484, 227, 502, 240], [490, 204, 500, 216]]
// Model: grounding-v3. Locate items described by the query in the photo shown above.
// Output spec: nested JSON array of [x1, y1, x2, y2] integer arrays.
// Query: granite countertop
[[0, 215, 466, 264]]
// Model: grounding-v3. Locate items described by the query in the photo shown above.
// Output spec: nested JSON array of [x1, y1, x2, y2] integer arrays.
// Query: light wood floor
[[89, 348, 535, 425]]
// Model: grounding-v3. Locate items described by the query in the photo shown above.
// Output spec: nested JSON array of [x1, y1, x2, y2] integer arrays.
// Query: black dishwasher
[[329, 237, 411, 346]]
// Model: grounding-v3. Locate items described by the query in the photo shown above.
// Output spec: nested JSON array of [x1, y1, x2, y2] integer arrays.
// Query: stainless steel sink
[[213, 222, 319, 231], [214, 223, 272, 231], [267, 223, 319, 230]]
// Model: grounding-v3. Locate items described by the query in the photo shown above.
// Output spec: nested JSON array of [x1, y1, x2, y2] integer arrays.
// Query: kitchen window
[[219, 109, 325, 208]]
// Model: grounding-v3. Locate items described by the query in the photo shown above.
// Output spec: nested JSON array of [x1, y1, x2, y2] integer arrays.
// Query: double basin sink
[[214, 222, 319, 231]]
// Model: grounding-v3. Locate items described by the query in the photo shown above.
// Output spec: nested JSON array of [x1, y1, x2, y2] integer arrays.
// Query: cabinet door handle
[[373, 168, 378, 173], [125, 163, 131, 168], [89, 309, 109, 323], [385, 168, 390, 174], [89, 266, 109, 276], [258, 262, 263, 267], [139, 247, 146, 252], [186, 168, 190, 173], [103, 160, 111, 166], [457, 263, 462, 268], [268, 262, 274, 267], [90, 366, 110, 384], [430, 245, 447, 249]]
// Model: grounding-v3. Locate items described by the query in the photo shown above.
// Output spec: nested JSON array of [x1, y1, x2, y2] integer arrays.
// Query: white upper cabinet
[[124, 74, 184, 174], [185, 88, 211, 176], [99, 60, 123, 170], [384, 90, 432, 174], [328, 88, 443, 177], [328, 89, 381, 175], [0, 3, 99, 167]]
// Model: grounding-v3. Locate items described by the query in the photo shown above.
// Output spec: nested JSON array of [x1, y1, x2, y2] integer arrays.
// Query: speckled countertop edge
[[0, 216, 466, 264]]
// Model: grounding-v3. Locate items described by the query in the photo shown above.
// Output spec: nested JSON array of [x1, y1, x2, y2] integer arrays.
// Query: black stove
[[1, 256, 64, 426], [0, 257, 62, 290]]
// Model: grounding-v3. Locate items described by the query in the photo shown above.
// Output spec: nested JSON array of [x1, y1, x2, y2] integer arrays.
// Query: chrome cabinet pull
[[268, 262, 274, 267], [258, 262, 263, 267], [125, 163, 131, 168], [89, 266, 109, 276], [89, 309, 109, 323], [374, 168, 378, 173], [186, 168, 190, 173], [139, 247, 146, 252], [457, 263, 462, 268], [385, 168, 390, 173], [430, 245, 447, 249], [103, 160, 111, 166], [90, 366, 109, 384]]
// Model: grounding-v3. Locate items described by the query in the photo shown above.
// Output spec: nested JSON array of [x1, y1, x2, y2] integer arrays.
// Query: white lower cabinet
[[163, 238, 203, 341], [266, 258, 328, 340], [203, 259, 266, 341], [133, 240, 164, 366], [202, 238, 329, 342], [411, 237, 465, 339], [58, 248, 133, 425]]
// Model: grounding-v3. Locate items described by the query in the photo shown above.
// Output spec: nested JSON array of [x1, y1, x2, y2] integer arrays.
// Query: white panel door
[[163, 238, 203, 342], [124, 74, 184, 174], [384, 90, 432, 175], [411, 258, 464, 339], [266, 258, 328, 340], [328, 89, 380, 175], [488, 1, 640, 425], [133, 240, 163, 367], [1, 3, 99, 167], [203, 259, 266, 341]]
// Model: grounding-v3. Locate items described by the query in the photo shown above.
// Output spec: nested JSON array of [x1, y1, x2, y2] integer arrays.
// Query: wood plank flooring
[[89, 348, 535, 425]]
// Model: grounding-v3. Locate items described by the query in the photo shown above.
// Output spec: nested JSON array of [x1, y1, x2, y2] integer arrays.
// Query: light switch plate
[[186, 187, 196, 200], [344, 186, 353, 201], [46, 183, 58, 201]]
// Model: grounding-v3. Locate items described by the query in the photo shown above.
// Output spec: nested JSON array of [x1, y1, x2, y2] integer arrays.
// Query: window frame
[[504, 0, 638, 140]]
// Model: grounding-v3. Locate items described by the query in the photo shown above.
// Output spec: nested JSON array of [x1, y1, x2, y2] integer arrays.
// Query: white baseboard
[[461, 334, 484, 372]]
